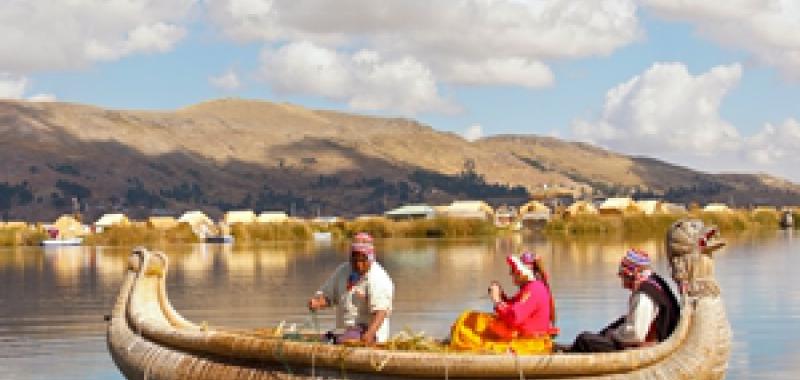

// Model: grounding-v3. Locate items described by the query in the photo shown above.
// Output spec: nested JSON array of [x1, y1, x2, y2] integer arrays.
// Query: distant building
[[178, 211, 216, 238], [95, 213, 130, 232], [565, 201, 598, 217], [598, 197, 642, 215], [311, 216, 343, 227], [636, 200, 662, 215], [53, 215, 85, 239], [438, 200, 494, 221], [494, 205, 519, 229], [257, 211, 289, 223], [355, 214, 386, 221], [147, 216, 179, 230], [223, 210, 257, 224], [385, 204, 435, 220], [702, 203, 732, 213], [518, 200, 551, 221], [661, 203, 688, 215]]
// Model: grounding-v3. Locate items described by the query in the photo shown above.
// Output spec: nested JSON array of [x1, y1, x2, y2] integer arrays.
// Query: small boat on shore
[[780, 211, 794, 229], [40, 237, 83, 246], [312, 231, 332, 241], [204, 235, 234, 244], [107, 219, 731, 380]]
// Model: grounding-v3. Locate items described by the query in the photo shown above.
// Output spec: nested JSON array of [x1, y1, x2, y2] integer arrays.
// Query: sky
[[2, 0, 800, 183]]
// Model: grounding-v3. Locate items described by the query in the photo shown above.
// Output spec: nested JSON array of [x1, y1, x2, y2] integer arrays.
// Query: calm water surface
[[0, 231, 796, 379]]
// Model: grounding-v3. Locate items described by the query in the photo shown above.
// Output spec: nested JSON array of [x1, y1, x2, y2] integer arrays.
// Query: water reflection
[[0, 231, 798, 380]]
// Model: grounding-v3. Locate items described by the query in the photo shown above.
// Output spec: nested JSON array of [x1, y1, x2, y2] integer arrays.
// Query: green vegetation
[[84, 224, 198, 246], [125, 178, 166, 208], [55, 179, 91, 199], [230, 222, 313, 243], [0, 181, 34, 210], [230, 217, 496, 242], [343, 217, 496, 238], [694, 210, 776, 232], [0, 227, 48, 246], [545, 211, 781, 237], [48, 163, 80, 176]]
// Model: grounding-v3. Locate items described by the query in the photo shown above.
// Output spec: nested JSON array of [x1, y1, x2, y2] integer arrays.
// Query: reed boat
[[107, 219, 731, 380]]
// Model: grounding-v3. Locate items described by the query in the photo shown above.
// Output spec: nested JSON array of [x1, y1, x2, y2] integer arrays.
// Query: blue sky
[[2, 1, 800, 182]]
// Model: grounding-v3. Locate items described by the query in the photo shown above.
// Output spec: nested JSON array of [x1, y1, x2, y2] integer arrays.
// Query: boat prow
[[107, 219, 731, 379]]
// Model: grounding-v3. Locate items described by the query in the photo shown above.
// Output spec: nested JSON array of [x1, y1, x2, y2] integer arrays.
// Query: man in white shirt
[[308, 233, 394, 345], [567, 249, 680, 352]]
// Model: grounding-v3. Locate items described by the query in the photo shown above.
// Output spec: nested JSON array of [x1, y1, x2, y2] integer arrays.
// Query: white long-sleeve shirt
[[317, 262, 394, 342], [611, 291, 658, 345]]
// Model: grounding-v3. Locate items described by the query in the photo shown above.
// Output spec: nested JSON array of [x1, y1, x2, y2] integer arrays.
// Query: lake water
[[0, 230, 797, 379]]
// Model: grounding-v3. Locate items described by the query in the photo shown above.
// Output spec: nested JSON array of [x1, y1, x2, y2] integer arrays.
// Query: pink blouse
[[494, 280, 554, 337]]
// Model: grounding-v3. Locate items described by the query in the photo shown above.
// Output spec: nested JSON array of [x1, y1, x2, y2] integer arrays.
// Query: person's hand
[[308, 295, 326, 311], [361, 332, 376, 346], [488, 282, 503, 303]]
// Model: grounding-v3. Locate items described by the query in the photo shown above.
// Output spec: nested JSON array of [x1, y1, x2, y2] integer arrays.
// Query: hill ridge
[[0, 98, 797, 220]]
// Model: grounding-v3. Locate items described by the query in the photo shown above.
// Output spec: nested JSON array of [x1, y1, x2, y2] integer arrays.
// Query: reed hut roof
[[53, 215, 84, 237], [702, 203, 732, 213], [519, 200, 550, 215], [256, 211, 289, 223], [95, 213, 130, 227], [636, 200, 661, 215], [223, 210, 257, 224], [385, 204, 435, 217], [355, 214, 386, 221], [565, 200, 598, 216], [661, 203, 688, 215], [439, 200, 494, 219], [147, 216, 179, 230], [178, 211, 213, 226], [599, 197, 641, 214]]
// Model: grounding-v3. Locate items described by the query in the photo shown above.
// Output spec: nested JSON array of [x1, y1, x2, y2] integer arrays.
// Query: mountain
[[1, 98, 798, 221]]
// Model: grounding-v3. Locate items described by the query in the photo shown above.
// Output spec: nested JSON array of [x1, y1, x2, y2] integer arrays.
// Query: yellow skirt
[[449, 311, 552, 354]]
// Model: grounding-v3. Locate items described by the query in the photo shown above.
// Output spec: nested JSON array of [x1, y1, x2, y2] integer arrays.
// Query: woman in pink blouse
[[486, 252, 558, 340], [450, 252, 558, 353]]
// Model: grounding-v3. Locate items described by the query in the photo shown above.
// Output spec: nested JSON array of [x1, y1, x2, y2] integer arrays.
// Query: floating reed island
[[107, 219, 731, 380], [2, 200, 797, 246]]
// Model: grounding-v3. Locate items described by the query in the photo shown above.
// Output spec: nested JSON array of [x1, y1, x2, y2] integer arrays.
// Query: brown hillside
[[0, 99, 797, 221]]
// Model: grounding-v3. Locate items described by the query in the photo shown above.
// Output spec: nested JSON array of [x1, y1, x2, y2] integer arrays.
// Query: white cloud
[[573, 62, 800, 181], [0, 0, 194, 73], [643, 0, 800, 79], [0, 73, 27, 99], [463, 124, 483, 142], [0, 73, 57, 102], [259, 41, 457, 114], [445, 58, 554, 88], [572, 62, 742, 157], [209, 0, 641, 92], [210, 69, 242, 91], [746, 119, 800, 166], [27, 93, 57, 102], [86, 22, 187, 61]]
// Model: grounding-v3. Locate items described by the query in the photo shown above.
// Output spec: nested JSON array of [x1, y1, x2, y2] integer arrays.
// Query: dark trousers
[[569, 316, 625, 353]]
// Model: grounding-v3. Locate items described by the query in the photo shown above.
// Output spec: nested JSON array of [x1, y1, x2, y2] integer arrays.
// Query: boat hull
[[107, 247, 731, 380]]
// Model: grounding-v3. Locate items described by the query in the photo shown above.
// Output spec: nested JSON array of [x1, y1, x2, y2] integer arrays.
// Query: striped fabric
[[619, 249, 651, 278], [507, 255, 535, 281], [351, 232, 375, 261]]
